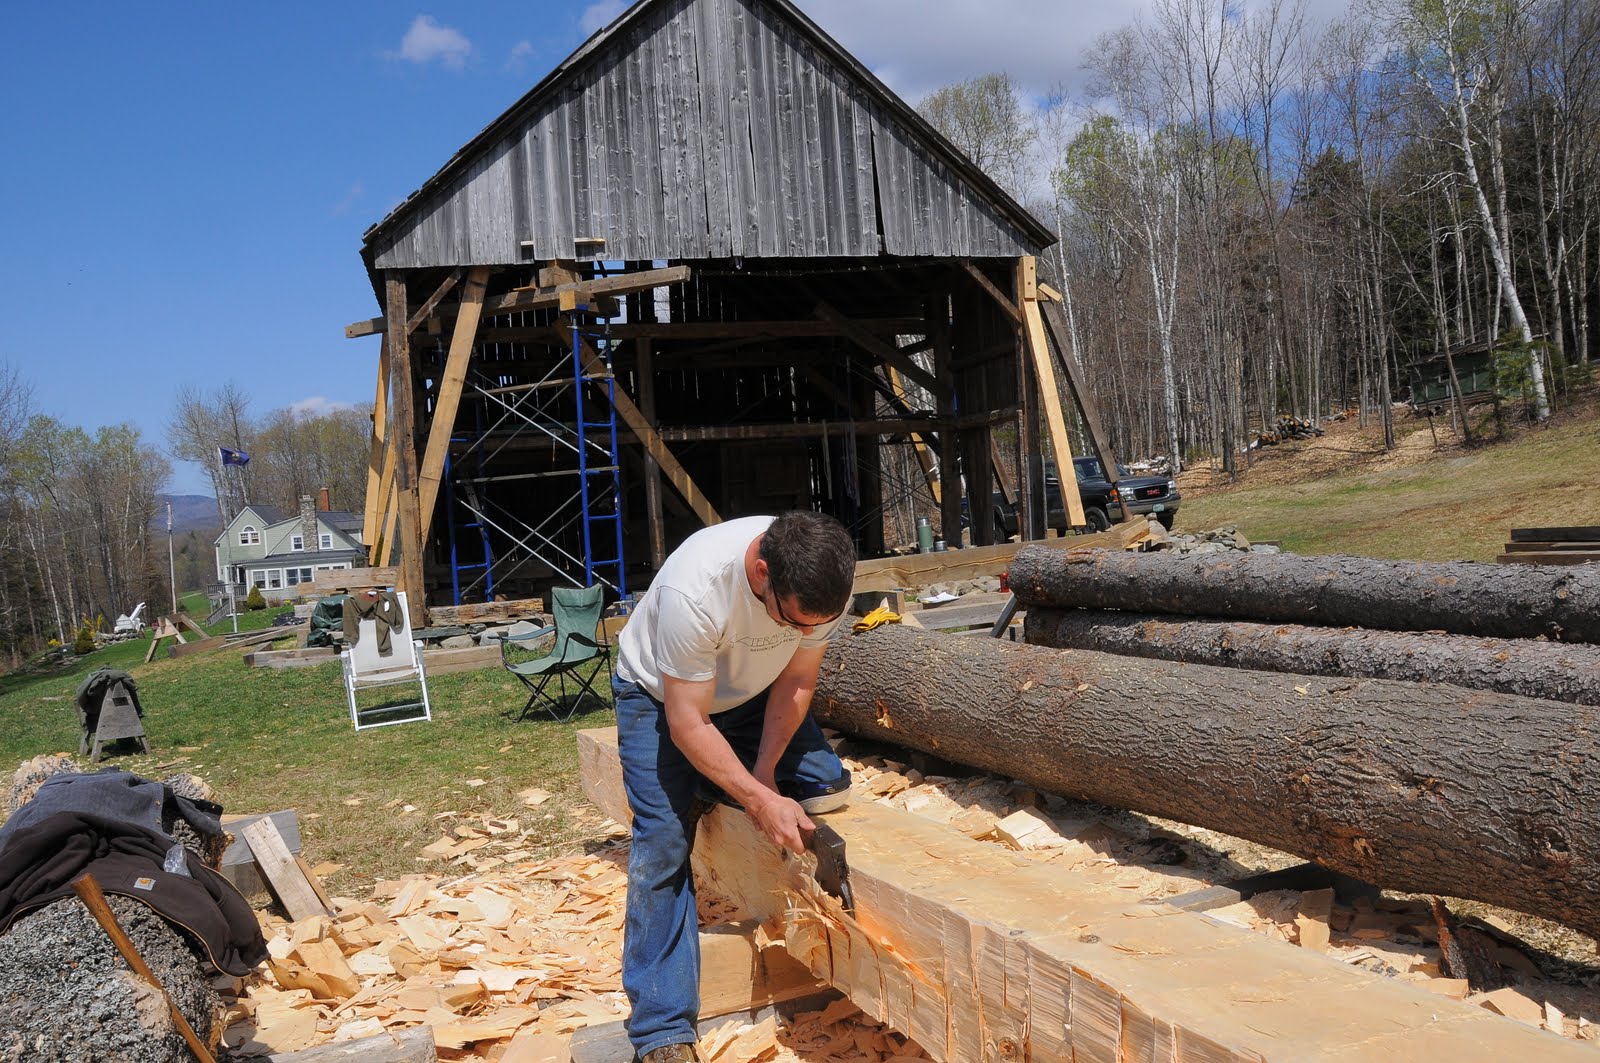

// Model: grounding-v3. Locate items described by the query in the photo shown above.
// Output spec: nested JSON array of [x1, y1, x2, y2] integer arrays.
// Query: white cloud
[[507, 39, 536, 68], [580, 1, 628, 35], [289, 396, 357, 417], [391, 15, 472, 70], [331, 181, 364, 217]]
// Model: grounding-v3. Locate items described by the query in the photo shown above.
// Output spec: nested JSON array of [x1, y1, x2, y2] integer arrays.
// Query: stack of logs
[[812, 548, 1600, 946], [1249, 415, 1324, 448]]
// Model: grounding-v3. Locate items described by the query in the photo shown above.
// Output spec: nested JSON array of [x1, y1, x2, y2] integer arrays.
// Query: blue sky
[[0, 0, 1181, 494]]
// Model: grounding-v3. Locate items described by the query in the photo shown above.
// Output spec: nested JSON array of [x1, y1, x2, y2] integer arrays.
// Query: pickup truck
[[991, 456, 1180, 537]]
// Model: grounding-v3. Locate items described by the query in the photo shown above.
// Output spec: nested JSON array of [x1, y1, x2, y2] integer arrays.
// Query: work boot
[[781, 769, 852, 814], [640, 1044, 699, 1063]]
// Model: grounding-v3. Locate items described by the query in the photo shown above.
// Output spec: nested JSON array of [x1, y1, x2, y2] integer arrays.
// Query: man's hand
[[746, 789, 814, 854]]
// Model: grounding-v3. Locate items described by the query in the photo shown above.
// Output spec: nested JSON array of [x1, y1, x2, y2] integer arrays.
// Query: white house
[[214, 494, 366, 602]]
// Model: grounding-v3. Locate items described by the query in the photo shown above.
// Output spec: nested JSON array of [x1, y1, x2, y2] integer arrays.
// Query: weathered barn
[[349, 0, 1080, 618]]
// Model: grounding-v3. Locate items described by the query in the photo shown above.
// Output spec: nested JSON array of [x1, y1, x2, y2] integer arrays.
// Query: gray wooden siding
[[369, 0, 1041, 268]]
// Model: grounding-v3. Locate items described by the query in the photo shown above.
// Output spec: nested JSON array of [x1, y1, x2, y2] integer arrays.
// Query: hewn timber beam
[[960, 260, 1023, 324], [811, 301, 944, 398], [575, 334, 721, 527], [417, 266, 490, 543], [478, 319, 926, 344], [578, 727, 1580, 1063], [385, 274, 425, 626], [655, 412, 1013, 444], [851, 521, 1147, 596], [362, 336, 390, 548], [1019, 263, 1086, 528], [345, 266, 692, 337], [405, 269, 462, 335]]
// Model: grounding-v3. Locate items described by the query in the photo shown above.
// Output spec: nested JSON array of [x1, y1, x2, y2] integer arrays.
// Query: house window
[[286, 567, 313, 586], [290, 534, 305, 551], [250, 572, 268, 589], [314, 563, 348, 573], [239, 525, 260, 546], [319, 533, 333, 549], [267, 570, 283, 589]]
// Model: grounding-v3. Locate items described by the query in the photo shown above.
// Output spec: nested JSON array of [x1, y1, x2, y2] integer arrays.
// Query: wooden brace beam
[[1021, 296, 1087, 527], [575, 335, 721, 528], [417, 266, 490, 543], [346, 265, 692, 338], [811, 301, 944, 398]]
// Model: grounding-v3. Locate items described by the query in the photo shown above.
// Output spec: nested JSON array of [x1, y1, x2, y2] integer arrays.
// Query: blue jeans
[[612, 672, 848, 1055]]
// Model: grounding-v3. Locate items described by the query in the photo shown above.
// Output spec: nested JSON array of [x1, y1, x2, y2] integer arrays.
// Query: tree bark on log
[[813, 624, 1600, 940], [1008, 547, 1600, 643], [1024, 608, 1600, 707]]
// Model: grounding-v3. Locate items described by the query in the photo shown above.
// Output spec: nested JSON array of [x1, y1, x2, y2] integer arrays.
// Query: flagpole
[[167, 502, 177, 615]]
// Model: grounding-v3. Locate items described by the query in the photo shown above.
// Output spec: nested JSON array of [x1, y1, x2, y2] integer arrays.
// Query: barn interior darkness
[[395, 254, 1024, 605]]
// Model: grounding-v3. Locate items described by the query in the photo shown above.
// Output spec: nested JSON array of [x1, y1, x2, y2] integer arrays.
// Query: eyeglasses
[[766, 585, 842, 631]]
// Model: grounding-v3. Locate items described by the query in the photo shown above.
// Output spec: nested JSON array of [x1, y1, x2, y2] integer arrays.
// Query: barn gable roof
[[362, 0, 1054, 270]]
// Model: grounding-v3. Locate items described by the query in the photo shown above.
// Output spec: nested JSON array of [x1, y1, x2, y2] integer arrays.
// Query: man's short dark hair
[[759, 512, 856, 617]]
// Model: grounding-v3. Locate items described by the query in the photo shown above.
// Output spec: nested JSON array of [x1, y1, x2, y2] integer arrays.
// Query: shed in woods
[[348, 0, 1068, 622]]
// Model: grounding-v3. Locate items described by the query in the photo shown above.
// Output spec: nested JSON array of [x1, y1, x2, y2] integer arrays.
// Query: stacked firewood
[[1249, 414, 1324, 448]]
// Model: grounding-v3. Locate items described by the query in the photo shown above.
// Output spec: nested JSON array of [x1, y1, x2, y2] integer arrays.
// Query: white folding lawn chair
[[340, 590, 432, 731]]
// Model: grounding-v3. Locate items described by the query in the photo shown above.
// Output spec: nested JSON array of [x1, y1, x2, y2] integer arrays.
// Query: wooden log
[[1023, 608, 1600, 707], [812, 623, 1600, 942], [1009, 546, 1600, 643], [577, 729, 1588, 1062]]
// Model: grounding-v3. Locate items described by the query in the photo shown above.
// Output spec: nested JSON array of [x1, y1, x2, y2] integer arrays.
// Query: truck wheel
[[1084, 506, 1111, 533]]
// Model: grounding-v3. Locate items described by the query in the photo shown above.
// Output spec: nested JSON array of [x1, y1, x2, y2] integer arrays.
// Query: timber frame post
[[384, 273, 426, 629], [1018, 257, 1087, 528]]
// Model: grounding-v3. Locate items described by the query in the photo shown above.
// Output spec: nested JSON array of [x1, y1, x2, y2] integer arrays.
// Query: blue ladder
[[570, 308, 626, 597]]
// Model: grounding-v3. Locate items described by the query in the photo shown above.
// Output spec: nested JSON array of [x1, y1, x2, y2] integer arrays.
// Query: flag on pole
[[218, 446, 250, 466]]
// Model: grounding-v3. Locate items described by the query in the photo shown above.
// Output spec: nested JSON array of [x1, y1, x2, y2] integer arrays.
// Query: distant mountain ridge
[[155, 494, 222, 535]]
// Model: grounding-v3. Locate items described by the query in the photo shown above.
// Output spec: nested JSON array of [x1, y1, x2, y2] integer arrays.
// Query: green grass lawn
[[0, 624, 615, 897], [1180, 404, 1600, 561]]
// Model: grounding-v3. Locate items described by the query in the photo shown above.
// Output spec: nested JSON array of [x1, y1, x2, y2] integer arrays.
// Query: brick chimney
[[300, 495, 318, 553], [318, 487, 331, 512]]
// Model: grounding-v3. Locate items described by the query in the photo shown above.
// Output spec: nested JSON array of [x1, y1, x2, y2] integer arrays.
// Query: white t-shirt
[[617, 516, 842, 712]]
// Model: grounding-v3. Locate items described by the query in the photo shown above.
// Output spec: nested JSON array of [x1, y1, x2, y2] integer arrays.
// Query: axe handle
[[72, 874, 218, 1063]]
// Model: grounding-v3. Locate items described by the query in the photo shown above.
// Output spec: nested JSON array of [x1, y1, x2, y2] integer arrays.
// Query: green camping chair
[[501, 584, 612, 722]]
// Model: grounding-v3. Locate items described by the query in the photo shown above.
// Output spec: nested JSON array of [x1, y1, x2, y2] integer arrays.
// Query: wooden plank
[[170, 627, 286, 659], [363, 335, 391, 548], [577, 728, 1595, 1063], [1501, 540, 1600, 552], [1496, 551, 1600, 566], [417, 266, 490, 543], [241, 817, 332, 922], [420, 643, 501, 677], [257, 1027, 436, 1062], [1511, 526, 1600, 543], [174, 613, 209, 638], [386, 275, 426, 628], [246, 647, 341, 669], [1022, 298, 1087, 527], [308, 567, 396, 595], [577, 335, 721, 527], [852, 523, 1146, 596], [221, 810, 302, 896]]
